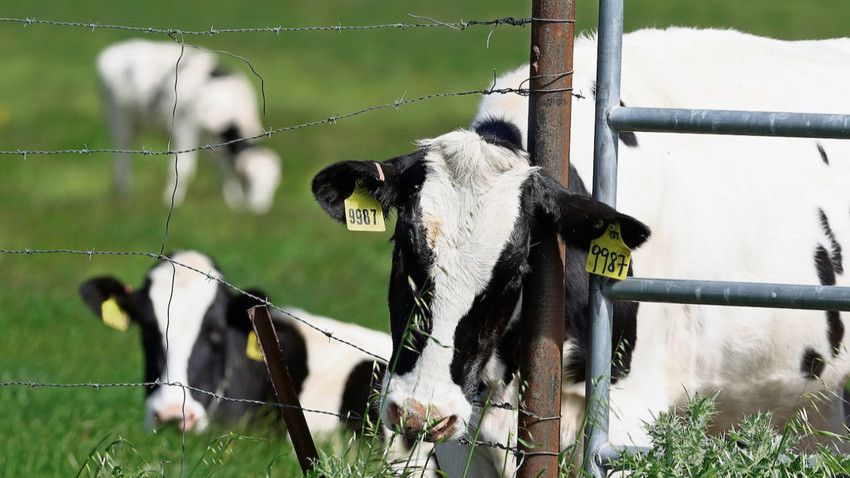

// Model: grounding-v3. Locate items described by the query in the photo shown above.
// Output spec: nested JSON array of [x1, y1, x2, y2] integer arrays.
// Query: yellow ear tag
[[246, 330, 264, 362], [101, 297, 130, 332], [585, 222, 632, 280], [343, 182, 386, 232]]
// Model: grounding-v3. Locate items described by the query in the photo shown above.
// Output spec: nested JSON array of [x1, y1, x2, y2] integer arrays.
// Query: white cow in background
[[97, 39, 282, 213]]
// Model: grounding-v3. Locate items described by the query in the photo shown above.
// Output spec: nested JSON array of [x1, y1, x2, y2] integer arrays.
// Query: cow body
[[79, 251, 387, 434], [475, 27, 850, 455], [97, 39, 281, 213], [313, 28, 850, 476], [80, 251, 438, 476]]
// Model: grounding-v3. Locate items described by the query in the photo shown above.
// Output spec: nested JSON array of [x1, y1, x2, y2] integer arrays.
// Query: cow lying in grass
[[97, 39, 281, 213], [79, 251, 437, 476], [312, 27, 850, 476]]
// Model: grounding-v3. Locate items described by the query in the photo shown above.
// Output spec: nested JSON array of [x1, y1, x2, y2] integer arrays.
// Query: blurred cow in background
[[97, 39, 282, 213], [78, 251, 390, 433], [78, 250, 438, 476]]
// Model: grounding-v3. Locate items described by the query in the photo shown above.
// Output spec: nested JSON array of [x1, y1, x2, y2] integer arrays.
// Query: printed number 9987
[[588, 244, 628, 277], [349, 208, 378, 226]]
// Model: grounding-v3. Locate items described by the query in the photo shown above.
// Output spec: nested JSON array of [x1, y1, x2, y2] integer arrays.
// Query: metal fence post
[[584, 0, 624, 476], [518, 0, 575, 476], [248, 306, 321, 477]]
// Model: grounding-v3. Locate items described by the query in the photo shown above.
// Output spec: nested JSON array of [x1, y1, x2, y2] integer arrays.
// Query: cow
[[79, 251, 386, 433], [79, 250, 438, 476], [312, 27, 850, 476], [96, 39, 282, 213]]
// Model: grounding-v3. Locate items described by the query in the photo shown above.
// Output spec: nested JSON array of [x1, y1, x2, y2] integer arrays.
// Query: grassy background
[[1, 1, 849, 476]]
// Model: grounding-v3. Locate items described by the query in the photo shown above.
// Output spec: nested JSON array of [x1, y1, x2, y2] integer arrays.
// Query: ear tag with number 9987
[[344, 182, 385, 232], [585, 222, 631, 280]]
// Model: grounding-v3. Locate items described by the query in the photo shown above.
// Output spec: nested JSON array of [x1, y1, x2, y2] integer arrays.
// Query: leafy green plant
[[611, 395, 850, 478]]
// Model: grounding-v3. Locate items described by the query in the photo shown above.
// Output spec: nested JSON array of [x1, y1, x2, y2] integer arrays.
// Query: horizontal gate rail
[[603, 277, 850, 311], [608, 106, 850, 138]]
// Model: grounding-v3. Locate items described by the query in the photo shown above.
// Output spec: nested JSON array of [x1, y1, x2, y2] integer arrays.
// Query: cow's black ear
[[79, 277, 137, 328], [226, 288, 270, 332], [532, 172, 650, 250], [311, 151, 426, 223]]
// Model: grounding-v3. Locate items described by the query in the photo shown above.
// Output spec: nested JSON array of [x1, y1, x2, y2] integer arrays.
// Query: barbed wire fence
[[0, 13, 570, 474]]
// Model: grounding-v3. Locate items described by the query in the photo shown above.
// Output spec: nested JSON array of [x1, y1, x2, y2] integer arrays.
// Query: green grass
[[2, 0, 850, 476]]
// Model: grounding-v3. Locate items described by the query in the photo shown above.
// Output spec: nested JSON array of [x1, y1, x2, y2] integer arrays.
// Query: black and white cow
[[97, 39, 282, 213], [78, 250, 391, 435], [312, 28, 850, 476]]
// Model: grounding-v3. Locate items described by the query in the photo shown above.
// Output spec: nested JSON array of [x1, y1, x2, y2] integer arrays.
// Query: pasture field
[[1, 1, 850, 476]]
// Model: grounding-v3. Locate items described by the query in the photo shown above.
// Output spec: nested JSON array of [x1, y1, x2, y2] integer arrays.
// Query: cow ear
[[79, 277, 136, 331], [532, 172, 651, 250], [311, 151, 426, 223], [226, 288, 269, 332]]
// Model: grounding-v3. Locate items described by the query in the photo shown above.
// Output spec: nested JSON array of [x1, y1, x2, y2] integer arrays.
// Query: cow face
[[79, 251, 230, 432], [312, 119, 650, 441]]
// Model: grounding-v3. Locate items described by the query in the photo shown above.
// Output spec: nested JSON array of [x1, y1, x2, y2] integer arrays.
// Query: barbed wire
[[0, 378, 554, 458], [0, 15, 541, 36], [0, 248, 388, 362], [0, 82, 583, 158], [0, 379, 358, 420]]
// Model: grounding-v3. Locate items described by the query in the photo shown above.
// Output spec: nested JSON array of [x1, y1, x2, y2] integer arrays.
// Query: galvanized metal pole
[[608, 106, 850, 138], [518, 0, 574, 476], [584, 0, 624, 476]]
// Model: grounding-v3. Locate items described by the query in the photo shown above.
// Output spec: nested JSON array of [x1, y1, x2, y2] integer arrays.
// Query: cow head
[[79, 251, 231, 432], [312, 119, 650, 441]]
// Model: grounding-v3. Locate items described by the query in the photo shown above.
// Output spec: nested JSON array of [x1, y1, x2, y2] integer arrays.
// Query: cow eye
[[208, 328, 224, 347]]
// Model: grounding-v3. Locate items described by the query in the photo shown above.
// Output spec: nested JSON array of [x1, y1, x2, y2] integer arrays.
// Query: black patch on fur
[[474, 118, 524, 153], [495, 317, 522, 385], [209, 65, 231, 78], [220, 124, 251, 157], [339, 360, 385, 430], [818, 209, 843, 275], [801, 347, 825, 379], [815, 245, 836, 286], [817, 143, 829, 166], [813, 242, 844, 357], [827, 310, 844, 357], [186, 282, 231, 409], [387, 201, 435, 377], [450, 227, 528, 397]]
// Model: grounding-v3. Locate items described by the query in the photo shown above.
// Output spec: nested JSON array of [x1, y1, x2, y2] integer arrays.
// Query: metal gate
[[584, 0, 850, 476]]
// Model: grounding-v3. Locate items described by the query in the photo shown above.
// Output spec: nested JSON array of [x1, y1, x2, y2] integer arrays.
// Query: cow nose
[[386, 399, 460, 442], [154, 404, 199, 432]]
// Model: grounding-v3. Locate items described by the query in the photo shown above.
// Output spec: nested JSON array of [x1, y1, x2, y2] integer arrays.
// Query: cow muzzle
[[384, 397, 463, 442], [153, 403, 205, 432]]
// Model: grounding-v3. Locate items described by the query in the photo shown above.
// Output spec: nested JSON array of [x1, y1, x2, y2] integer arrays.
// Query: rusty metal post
[[518, 0, 575, 476], [249, 306, 322, 477]]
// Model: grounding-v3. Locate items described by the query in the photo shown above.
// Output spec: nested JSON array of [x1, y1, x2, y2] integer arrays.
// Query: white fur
[[447, 27, 850, 472], [381, 130, 535, 441], [140, 252, 437, 475], [96, 39, 281, 213], [145, 250, 221, 431], [272, 307, 438, 476]]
